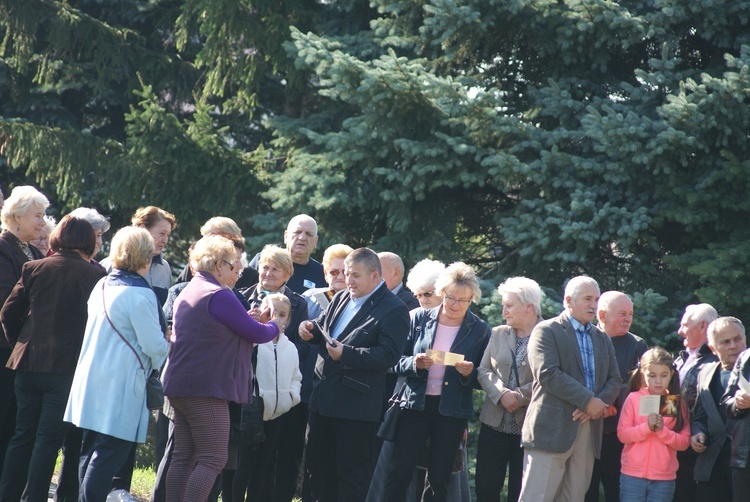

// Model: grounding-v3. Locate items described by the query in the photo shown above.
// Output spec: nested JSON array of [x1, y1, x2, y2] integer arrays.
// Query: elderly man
[[519, 276, 622, 502], [586, 291, 648, 502], [300, 248, 409, 502], [691, 317, 746, 502], [674, 303, 719, 502], [252, 214, 326, 295], [377, 252, 419, 310]]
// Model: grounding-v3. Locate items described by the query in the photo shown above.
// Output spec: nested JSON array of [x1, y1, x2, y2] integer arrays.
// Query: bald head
[[597, 291, 633, 337], [378, 252, 405, 290]]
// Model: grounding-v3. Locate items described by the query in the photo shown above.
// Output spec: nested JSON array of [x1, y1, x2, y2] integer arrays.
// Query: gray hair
[[497, 276, 543, 317], [684, 303, 719, 325], [42, 215, 57, 234], [564, 276, 599, 304], [69, 207, 111, 233], [286, 214, 318, 236], [707, 316, 745, 347], [598, 291, 632, 315], [0, 186, 50, 230], [434, 262, 481, 303], [378, 252, 405, 280], [406, 259, 445, 294]]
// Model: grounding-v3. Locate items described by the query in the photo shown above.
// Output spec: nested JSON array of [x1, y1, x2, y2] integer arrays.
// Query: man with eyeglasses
[[378, 251, 420, 311], [518, 276, 622, 502]]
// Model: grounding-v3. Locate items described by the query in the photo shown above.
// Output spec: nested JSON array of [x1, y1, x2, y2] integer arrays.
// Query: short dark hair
[[49, 215, 96, 257], [345, 248, 382, 276]]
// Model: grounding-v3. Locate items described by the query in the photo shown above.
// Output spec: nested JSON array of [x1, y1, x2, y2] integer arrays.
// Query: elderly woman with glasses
[[406, 259, 446, 311], [380, 262, 490, 501], [475, 276, 544, 502], [163, 235, 285, 501]]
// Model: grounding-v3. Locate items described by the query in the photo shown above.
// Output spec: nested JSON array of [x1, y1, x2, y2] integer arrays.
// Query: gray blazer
[[691, 361, 734, 482], [478, 325, 534, 429], [521, 312, 621, 457]]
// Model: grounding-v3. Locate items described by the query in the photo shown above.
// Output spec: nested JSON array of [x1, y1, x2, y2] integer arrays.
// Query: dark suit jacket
[[721, 349, 750, 468], [308, 282, 409, 422], [692, 361, 734, 481], [0, 230, 45, 350], [395, 285, 420, 311], [521, 312, 621, 457], [1, 250, 106, 373]]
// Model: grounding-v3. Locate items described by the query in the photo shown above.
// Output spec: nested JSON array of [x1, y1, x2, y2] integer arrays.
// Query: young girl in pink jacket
[[617, 347, 690, 501]]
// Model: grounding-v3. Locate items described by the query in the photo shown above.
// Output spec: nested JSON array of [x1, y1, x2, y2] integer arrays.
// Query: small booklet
[[739, 373, 750, 393], [426, 349, 465, 367], [313, 320, 335, 346], [639, 394, 680, 417]]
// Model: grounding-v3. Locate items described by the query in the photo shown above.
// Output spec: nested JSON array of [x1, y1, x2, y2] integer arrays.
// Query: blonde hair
[[200, 217, 242, 237], [259, 244, 294, 278], [322, 244, 354, 271], [189, 235, 237, 273], [109, 227, 154, 272], [263, 292, 292, 311], [434, 262, 481, 302], [1, 186, 50, 230]]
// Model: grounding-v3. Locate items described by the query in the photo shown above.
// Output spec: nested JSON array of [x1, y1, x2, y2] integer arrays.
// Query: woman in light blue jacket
[[64, 226, 169, 502]]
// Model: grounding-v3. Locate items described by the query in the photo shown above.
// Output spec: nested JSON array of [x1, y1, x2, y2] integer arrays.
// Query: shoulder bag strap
[[101, 281, 145, 371]]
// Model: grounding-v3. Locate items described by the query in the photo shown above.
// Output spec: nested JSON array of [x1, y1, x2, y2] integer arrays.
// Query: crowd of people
[[0, 183, 749, 502]]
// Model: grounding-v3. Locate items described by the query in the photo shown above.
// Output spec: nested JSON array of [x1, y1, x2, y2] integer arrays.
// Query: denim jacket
[[393, 306, 490, 419]]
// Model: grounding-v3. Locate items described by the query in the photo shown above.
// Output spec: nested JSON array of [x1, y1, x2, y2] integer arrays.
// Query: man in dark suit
[[520, 276, 622, 502], [690, 317, 746, 501], [299, 248, 409, 502], [377, 251, 419, 310]]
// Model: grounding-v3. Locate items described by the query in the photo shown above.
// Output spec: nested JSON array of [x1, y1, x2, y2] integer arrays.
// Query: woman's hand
[[299, 321, 314, 341], [414, 353, 434, 370], [500, 390, 520, 413], [454, 360, 474, 377], [270, 318, 286, 334]]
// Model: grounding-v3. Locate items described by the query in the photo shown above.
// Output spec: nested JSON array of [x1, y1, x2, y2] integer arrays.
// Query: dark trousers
[[674, 449, 697, 502], [233, 416, 282, 501], [272, 403, 308, 502], [305, 411, 378, 502], [586, 432, 624, 502], [110, 443, 136, 491], [150, 419, 174, 502], [55, 425, 82, 502], [381, 396, 467, 502], [732, 465, 750, 501], [474, 424, 523, 502], [696, 444, 732, 502], [79, 430, 133, 502], [0, 350, 17, 478], [0, 371, 73, 502]]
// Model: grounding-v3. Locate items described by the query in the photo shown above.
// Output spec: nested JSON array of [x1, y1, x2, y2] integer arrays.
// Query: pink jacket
[[617, 388, 690, 481]]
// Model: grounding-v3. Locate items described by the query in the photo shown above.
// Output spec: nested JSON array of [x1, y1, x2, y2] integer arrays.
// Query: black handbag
[[230, 374, 266, 445], [377, 382, 407, 442], [101, 282, 164, 411]]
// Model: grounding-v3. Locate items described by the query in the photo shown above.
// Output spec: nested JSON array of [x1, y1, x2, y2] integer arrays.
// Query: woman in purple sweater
[[163, 235, 285, 501]]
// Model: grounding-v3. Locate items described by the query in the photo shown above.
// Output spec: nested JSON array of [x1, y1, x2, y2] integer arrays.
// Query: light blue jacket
[[64, 271, 169, 443]]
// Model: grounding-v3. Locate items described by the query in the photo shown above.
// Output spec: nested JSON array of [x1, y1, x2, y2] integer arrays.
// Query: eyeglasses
[[222, 259, 235, 272], [414, 291, 434, 299], [327, 269, 343, 277], [444, 295, 472, 306]]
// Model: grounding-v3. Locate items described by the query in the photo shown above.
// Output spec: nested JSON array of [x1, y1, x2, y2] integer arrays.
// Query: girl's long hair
[[625, 346, 686, 432]]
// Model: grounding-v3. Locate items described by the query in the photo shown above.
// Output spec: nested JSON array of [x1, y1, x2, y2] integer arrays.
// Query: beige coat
[[477, 325, 535, 429]]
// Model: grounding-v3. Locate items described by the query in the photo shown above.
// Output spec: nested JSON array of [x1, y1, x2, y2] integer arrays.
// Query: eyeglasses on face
[[222, 259, 235, 272], [414, 291, 434, 299], [444, 295, 472, 306], [327, 269, 343, 277]]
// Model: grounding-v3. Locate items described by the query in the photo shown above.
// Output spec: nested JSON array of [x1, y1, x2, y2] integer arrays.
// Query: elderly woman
[[29, 215, 56, 256], [406, 258, 446, 310], [63, 226, 169, 502], [163, 235, 284, 501], [69, 207, 111, 261], [381, 262, 490, 501], [0, 185, 49, 475], [475, 277, 544, 502], [302, 243, 354, 318], [0, 216, 105, 501]]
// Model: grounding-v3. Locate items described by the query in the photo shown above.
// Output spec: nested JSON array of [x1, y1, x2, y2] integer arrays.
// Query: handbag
[[101, 282, 165, 411], [230, 372, 266, 445], [377, 381, 407, 441]]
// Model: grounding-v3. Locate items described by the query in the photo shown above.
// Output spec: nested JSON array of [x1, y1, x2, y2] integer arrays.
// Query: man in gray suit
[[690, 316, 746, 501], [519, 276, 622, 501]]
